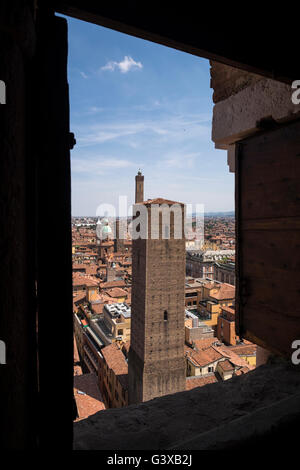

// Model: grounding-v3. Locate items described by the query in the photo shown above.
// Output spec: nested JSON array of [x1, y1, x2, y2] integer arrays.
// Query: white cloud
[[71, 157, 135, 176], [86, 106, 105, 115], [101, 56, 143, 74], [161, 152, 199, 169], [74, 115, 211, 147], [78, 124, 144, 145], [101, 62, 115, 72], [80, 71, 88, 79], [100, 158, 134, 168]]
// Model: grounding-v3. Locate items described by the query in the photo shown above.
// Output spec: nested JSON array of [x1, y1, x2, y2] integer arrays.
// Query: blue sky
[[61, 15, 234, 216]]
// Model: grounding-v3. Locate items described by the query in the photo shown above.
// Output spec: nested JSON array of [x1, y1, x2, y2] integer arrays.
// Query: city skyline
[[72, 172, 238, 414], [62, 14, 235, 216]]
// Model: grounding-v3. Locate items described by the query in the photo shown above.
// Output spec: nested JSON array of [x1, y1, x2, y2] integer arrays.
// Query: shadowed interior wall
[[0, 0, 37, 449]]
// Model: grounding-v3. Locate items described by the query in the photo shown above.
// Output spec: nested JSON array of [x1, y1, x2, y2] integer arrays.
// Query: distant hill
[[190, 211, 235, 217], [73, 210, 235, 219], [204, 211, 235, 217]]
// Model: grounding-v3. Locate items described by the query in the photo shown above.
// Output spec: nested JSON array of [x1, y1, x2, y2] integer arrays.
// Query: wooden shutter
[[235, 119, 300, 356]]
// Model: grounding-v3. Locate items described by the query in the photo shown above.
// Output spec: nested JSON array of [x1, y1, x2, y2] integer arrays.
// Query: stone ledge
[[212, 78, 300, 149], [210, 61, 262, 104], [73, 360, 300, 450], [169, 390, 300, 449]]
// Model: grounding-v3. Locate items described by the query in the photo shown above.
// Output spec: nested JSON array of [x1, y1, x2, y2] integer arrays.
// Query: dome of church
[[101, 217, 109, 225], [101, 224, 112, 235]]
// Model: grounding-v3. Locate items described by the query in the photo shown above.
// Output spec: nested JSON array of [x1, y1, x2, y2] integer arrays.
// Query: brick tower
[[114, 218, 125, 252], [135, 169, 144, 203], [128, 198, 186, 404]]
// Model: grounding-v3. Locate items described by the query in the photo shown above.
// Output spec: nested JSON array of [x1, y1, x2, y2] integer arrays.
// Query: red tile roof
[[234, 366, 251, 376], [73, 292, 86, 305], [140, 197, 184, 206], [73, 272, 99, 287], [189, 346, 225, 367], [100, 279, 126, 289], [193, 338, 219, 351], [85, 265, 98, 275], [209, 283, 235, 301], [74, 373, 105, 421], [186, 374, 218, 390], [213, 345, 254, 369], [73, 264, 87, 271], [229, 344, 257, 356], [101, 343, 128, 377], [90, 303, 105, 315], [218, 359, 235, 371], [106, 287, 128, 298]]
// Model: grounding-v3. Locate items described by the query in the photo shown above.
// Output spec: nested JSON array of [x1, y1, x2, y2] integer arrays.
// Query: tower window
[[164, 310, 168, 321]]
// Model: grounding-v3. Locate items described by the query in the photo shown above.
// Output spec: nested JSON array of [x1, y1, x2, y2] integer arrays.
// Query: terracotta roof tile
[[193, 338, 220, 351], [101, 343, 128, 378], [218, 359, 235, 371], [186, 374, 218, 390], [229, 344, 257, 356], [140, 197, 184, 206], [100, 279, 126, 289], [189, 346, 225, 367], [106, 287, 128, 298], [213, 344, 253, 369], [74, 373, 105, 421], [73, 272, 99, 287], [90, 303, 105, 315], [209, 283, 235, 300]]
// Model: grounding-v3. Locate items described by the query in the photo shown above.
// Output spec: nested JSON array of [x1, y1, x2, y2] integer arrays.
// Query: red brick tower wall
[[135, 172, 144, 203], [129, 201, 186, 404]]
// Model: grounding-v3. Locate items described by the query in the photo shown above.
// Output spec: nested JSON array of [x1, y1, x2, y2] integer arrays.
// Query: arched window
[[164, 310, 168, 321]]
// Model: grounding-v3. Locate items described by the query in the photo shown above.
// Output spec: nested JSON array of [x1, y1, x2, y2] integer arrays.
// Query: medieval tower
[[128, 181, 186, 404], [135, 169, 144, 203], [115, 218, 124, 253]]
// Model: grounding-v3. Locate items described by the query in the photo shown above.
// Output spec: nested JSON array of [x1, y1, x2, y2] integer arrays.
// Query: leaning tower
[[128, 197, 186, 404]]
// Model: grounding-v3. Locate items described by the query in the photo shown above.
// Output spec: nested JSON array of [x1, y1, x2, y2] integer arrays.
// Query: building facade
[[216, 305, 237, 345], [214, 261, 235, 285], [186, 250, 235, 281]]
